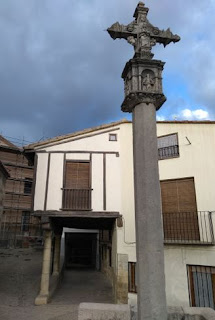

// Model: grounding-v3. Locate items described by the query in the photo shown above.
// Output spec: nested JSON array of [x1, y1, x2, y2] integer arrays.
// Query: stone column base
[[35, 294, 49, 305]]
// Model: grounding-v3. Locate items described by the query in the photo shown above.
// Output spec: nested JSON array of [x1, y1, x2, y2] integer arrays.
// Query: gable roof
[[24, 119, 215, 150], [0, 135, 20, 151], [24, 119, 131, 150]]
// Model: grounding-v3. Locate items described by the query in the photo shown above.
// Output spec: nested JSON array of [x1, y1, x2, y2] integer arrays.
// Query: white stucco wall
[[33, 121, 215, 308], [117, 122, 215, 256], [34, 153, 49, 210], [34, 128, 121, 212], [46, 153, 64, 210], [157, 123, 215, 211]]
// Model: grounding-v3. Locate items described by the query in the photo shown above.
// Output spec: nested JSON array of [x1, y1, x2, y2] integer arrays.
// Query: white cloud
[[192, 109, 209, 120], [156, 115, 166, 121], [175, 108, 210, 120]]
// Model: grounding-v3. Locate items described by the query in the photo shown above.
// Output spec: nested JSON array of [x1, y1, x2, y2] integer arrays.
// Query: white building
[[25, 119, 215, 308]]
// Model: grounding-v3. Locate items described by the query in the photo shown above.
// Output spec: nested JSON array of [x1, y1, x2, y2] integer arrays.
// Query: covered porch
[[34, 211, 123, 305]]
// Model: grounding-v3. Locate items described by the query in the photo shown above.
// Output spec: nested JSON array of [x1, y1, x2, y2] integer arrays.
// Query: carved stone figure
[[142, 70, 155, 91], [107, 2, 180, 59]]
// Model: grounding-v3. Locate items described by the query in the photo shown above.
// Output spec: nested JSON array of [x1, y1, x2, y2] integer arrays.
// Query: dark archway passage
[[65, 233, 97, 269]]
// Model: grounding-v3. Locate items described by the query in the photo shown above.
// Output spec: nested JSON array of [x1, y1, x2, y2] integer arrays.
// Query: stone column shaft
[[53, 234, 61, 276], [133, 103, 167, 320], [35, 229, 52, 305]]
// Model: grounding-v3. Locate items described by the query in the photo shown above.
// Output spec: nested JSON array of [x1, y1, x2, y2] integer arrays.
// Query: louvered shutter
[[63, 162, 90, 210], [65, 162, 90, 189], [161, 178, 199, 240]]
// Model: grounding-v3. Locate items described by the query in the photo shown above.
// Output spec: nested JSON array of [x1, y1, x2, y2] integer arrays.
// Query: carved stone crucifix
[[107, 2, 181, 320], [107, 1, 180, 59]]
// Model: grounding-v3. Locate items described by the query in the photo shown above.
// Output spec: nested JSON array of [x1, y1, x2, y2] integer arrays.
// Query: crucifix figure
[[107, 1, 180, 59]]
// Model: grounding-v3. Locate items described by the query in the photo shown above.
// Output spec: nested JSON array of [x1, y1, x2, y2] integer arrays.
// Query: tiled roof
[[24, 119, 131, 149], [24, 119, 215, 150], [0, 135, 20, 151]]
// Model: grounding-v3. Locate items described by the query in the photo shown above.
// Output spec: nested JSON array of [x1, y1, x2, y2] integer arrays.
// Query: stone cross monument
[[107, 2, 180, 320]]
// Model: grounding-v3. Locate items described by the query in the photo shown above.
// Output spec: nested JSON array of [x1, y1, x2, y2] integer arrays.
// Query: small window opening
[[24, 178, 33, 194], [21, 211, 30, 232], [109, 133, 117, 141]]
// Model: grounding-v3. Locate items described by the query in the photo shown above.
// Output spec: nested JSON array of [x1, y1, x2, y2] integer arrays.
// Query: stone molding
[[122, 58, 165, 79], [121, 92, 166, 112]]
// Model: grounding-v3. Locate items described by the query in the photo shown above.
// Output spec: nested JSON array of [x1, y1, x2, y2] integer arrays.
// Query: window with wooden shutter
[[161, 178, 200, 241], [158, 133, 179, 160], [63, 161, 91, 210]]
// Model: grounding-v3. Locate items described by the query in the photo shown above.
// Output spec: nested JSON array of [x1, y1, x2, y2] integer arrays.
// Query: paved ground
[[0, 248, 113, 320], [52, 268, 114, 305]]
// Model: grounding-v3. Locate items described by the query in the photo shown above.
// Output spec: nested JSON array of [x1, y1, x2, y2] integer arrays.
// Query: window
[[158, 133, 179, 160], [63, 161, 91, 210], [161, 178, 199, 241], [24, 178, 33, 194], [21, 211, 30, 232], [128, 262, 137, 293], [188, 265, 215, 309], [109, 133, 117, 141]]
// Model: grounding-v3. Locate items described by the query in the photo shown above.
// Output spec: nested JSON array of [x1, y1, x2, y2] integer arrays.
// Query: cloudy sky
[[0, 0, 215, 144]]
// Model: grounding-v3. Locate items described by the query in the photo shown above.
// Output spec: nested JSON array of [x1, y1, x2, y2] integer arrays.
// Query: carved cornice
[[122, 58, 165, 79], [121, 92, 166, 112]]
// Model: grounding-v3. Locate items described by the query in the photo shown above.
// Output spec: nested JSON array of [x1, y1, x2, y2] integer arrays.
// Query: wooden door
[[161, 178, 199, 241]]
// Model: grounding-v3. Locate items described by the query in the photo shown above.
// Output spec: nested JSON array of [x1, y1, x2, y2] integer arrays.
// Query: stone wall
[[115, 254, 128, 304]]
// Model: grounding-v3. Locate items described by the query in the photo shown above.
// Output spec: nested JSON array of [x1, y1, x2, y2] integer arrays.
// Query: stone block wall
[[115, 254, 128, 304]]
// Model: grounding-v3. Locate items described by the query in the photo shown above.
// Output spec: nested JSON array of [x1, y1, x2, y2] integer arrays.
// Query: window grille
[[21, 211, 30, 232], [24, 178, 33, 194], [128, 262, 137, 293], [158, 133, 179, 160], [188, 265, 215, 309]]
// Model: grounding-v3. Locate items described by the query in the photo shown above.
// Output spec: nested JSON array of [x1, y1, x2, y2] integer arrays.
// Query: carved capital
[[121, 58, 166, 112], [121, 92, 166, 113]]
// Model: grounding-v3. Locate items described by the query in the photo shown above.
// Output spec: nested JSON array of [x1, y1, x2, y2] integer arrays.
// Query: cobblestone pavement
[[0, 248, 113, 320]]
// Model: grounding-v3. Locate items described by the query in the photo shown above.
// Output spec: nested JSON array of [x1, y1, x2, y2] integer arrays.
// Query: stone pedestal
[[53, 234, 61, 276], [35, 229, 52, 305]]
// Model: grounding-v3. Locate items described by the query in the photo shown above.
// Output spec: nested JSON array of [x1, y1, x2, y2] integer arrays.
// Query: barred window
[[24, 178, 33, 194], [128, 262, 137, 293], [158, 133, 179, 160], [188, 265, 215, 309], [21, 211, 30, 232]]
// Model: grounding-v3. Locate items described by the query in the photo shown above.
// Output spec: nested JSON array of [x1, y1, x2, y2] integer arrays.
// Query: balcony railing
[[158, 145, 179, 160], [62, 188, 92, 210], [163, 211, 215, 245]]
